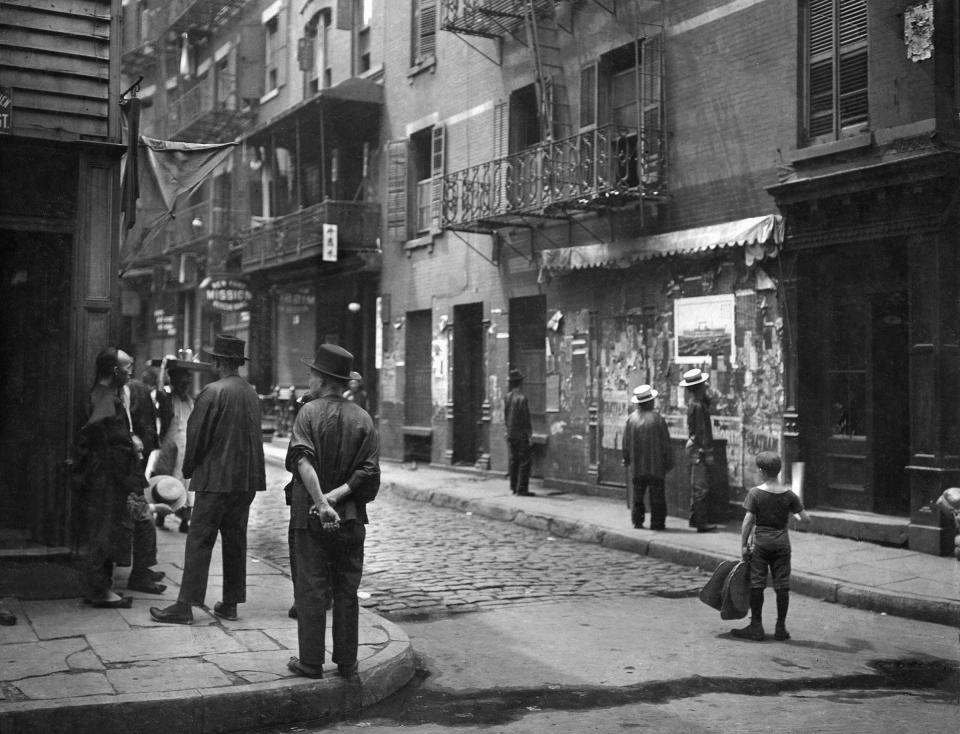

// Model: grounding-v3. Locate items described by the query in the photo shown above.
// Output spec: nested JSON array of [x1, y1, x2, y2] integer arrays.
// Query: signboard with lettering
[[205, 279, 251, 312], [322, 223, 338, 262], [0, 87, 11, 133], [153, 309, 177, 337]]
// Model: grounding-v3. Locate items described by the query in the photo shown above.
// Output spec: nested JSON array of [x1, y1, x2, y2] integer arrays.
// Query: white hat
[[679, 368, 709, 387], [631, 385, 658, 404], [145, 475, 187, 512]]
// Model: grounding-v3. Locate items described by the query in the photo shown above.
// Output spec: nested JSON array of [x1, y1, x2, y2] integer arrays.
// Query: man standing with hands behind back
[[150, 335, 265, 625], [285, 344, 380, 680]]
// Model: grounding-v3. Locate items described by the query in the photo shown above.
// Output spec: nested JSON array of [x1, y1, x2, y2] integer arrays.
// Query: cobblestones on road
[[249, 466, 707, 618]]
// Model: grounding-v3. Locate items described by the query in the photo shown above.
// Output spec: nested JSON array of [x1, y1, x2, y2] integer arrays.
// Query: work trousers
[[631, 475, 666, 529], [508, 437, 532, 494], [178, 491, 256, 606], [293, 520, 365, 668], [128, 517, 158, 584]]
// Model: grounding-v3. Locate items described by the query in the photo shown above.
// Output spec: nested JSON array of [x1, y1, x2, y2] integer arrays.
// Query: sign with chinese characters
[[905, 1, 934, 63], [205, 279, 251, 312], [0, 87, 11, 133], [322, 223, 338, 262], [153, 309, 176, 336]]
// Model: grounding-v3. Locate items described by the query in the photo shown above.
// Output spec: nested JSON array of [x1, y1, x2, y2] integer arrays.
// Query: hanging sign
[[205, 279, 251, 312], [322, 223, 338, 262]]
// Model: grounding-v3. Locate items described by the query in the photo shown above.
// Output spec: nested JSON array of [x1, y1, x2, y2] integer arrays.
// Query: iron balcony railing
[[238, 200, 381, 272], [440, 0, 555, 38], [168, 71, 250, 141], [158, 201, 242, 256], [442, 124, 664, 229]]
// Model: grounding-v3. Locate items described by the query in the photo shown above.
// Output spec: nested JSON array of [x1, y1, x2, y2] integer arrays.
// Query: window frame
[[411, 0, 437, 69]]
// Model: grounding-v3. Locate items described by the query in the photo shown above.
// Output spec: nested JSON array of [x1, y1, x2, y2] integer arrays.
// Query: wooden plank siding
[[0, 0, 119, 142]]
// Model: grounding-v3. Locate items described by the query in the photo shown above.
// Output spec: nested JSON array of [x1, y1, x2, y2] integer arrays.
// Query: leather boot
[[177, 505, 192, 534]]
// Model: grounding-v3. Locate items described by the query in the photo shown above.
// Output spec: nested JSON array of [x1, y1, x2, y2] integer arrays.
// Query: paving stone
[[231, 629, 282, 652], [204, 649, 307, 683], [1, 638, 89, 681], [107, 658, 233, 694], [13, 671, 114, 700], [21, 599, 130, 641], [87, 626, 246, 664]]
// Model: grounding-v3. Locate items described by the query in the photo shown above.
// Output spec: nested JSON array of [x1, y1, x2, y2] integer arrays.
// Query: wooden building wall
[[0, 0, 121, 142]]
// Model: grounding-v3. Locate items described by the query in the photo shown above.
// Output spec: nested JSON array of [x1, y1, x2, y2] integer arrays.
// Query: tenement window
[[805, 0, 868, 143]]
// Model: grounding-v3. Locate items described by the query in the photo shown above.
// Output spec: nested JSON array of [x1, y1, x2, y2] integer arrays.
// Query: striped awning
[[538, 214, 784, 275]]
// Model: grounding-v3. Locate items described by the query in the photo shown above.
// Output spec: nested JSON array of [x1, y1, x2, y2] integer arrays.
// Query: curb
[[384, 479, 960, 628], [0, 613, 416, 734]]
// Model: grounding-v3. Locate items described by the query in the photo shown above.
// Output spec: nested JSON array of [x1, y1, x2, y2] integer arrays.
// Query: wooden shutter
[[274, 10, 288, 89], [337, 0, 353, 30], [414, 0, 437, 63], [837, 0, 867, 131], [236, 23, 265, 100], [387, 139, 408, 243], [807, 0, 835, 139], [430, 125, 446, 233], [579, 63, 597, 130]]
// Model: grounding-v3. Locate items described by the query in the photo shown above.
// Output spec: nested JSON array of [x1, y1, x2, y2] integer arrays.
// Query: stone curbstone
[[513, 512, 551, 532], [599, 531, 651, 556], [469, 501, 519, 523]]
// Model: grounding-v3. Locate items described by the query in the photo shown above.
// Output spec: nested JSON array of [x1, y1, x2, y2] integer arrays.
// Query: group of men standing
[[77, 335, 378, 681]]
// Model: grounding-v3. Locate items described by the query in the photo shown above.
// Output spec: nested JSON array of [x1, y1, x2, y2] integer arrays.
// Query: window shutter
[[493, 101, 508, 213], [837, 0, 867, 131], [579, 63, 597, 130], [430, 124, 446, 234], [275, 10, 288, 89], [415, 0, 437, 63], [236, 23, 266, 100], [387, 140, 408, 243], [337, 0, 353, 30]]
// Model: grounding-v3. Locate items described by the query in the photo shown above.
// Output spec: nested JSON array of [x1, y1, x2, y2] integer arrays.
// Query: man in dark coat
[[76, 348, 146, 608], [504, 368, 534, 496], [285, 344, 380, 680], [680, 368, 717, 532], [150, 335, 266, 624], [622, 384, 674, 530]]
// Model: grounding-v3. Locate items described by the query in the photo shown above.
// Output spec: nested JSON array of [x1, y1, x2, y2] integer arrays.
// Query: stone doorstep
[[801, 509, 910, 547]]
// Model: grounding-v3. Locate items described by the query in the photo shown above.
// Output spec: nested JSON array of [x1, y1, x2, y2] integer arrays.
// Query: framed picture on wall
[[674, 294, 736, 366]]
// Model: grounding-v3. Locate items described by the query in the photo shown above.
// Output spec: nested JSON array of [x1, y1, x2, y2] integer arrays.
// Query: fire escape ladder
[[523, 0, 572, 143]]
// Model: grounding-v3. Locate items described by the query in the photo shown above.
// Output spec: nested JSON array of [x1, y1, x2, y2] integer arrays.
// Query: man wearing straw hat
[[285, 344, 380, 680], [680, 367, 718, 533], [622, 384, 673, 530], [150, 335, 265, 625]]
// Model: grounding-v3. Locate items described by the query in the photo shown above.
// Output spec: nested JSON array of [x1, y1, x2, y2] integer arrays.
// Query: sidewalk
[[0, 485, 415, 734], [374, 457, 960, 629]]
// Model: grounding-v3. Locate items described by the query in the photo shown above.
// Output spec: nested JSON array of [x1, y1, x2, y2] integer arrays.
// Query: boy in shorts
[[732, 451, 809, 642]]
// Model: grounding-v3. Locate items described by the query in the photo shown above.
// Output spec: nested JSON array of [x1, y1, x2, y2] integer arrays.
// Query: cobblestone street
[[249, 464, 707, 618]]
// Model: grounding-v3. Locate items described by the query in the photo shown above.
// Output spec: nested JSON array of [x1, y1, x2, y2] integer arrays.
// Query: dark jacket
[[504, 388, 532, 440], [184, 375, 266, 494], [285, 394, 380, 526], [127, 379, 159, 456], [622, 408, 674, 479]]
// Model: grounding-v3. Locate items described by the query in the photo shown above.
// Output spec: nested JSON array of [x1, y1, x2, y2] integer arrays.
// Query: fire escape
[[439, 0, 666, 233]]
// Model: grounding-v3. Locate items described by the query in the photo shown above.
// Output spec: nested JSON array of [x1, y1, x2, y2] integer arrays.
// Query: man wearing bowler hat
[[504, 368, 534, 496], [680, 368, 717, 532], [150, 335, 266, 625], [284, 344, 379, 680], [622, 385, 673, 530]]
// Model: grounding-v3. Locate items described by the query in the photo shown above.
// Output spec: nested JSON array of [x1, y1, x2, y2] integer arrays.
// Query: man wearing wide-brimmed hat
[[622, 385, 674, 530], [150, 335, 265, 625], [504, 368, 534, 496], [680, 368, 717, 532], [284, 343, 380, 680]]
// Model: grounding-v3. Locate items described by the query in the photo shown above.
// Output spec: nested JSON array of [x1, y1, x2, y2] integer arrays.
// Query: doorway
[[452, 302, 484, 465], [0, 230, 72, 549], [799, 241, 909, 515]]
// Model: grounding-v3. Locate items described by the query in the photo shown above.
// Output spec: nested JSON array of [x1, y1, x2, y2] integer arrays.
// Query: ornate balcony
[[442, 124, 665, 231], [162, 0, 252, 37], [157, 200, 243, 256], [440, 0, 556, 38], [239, 200, 381, 273], [168, 72, 254, 143]]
